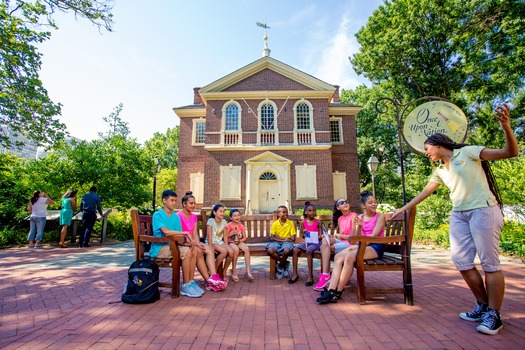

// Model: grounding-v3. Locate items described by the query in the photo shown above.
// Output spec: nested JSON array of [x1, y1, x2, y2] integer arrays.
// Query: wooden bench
[[349, 207, 417, 305], [131, 209, 185, 298]]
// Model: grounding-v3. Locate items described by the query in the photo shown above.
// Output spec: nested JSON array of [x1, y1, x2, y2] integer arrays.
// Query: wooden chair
[[131, 209, 183, 298], [349, 207, 417, 305]]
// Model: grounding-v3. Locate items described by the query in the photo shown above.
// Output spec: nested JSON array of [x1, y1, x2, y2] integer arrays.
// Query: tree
[[100, 103, 130, 138], [0, 1, 114, 148], [143, 126, 180, 169], [351, 0, 525, 131]]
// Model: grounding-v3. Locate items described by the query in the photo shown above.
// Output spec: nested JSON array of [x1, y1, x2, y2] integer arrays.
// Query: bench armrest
[[349, 235, 405, 245], [138, 235, 184, 245]]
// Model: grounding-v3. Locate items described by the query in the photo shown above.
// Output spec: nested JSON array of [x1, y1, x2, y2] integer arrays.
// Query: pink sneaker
[[206, 279, 223, 292], [313, 273, 331, 291]]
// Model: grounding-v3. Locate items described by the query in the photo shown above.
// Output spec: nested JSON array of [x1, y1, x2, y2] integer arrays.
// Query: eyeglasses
[[337, 200, 349, 206]]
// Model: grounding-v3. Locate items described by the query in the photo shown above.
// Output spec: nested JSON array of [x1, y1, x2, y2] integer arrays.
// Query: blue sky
[[38, 0, 383, 143]]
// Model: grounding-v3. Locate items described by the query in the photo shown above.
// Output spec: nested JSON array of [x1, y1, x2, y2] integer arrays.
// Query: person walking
[[390, 104, 519, 335], [79, 186, 104, 247]]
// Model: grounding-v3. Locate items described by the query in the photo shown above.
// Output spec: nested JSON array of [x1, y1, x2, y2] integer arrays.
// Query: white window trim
[[293, 99, 315, 145], [192, 118, 206, 146], [329, 116, 343, 144], [220, 100, 242, 145], [257, 100, 279, 145]]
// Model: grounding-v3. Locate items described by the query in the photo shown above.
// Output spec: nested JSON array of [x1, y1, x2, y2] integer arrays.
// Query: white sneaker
[[276, 266, 284, 280]]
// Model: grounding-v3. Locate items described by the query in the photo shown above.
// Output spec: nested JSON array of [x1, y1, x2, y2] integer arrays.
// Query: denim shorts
[[295, 241, 321, 252], [368, 243, 384, 259], [266, 241, 294, 255], [334, 240, 350, 254]]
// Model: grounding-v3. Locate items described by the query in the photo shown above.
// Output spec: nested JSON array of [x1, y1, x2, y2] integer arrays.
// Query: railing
[[223, 132, 240, 145], [259, 132, 276, 144], [297, 132, 312, 144]]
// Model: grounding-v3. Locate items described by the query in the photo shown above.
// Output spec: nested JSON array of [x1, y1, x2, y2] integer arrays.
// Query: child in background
[[178, 192, 226, 292], [314, 197, 357, 291], [266, 205, 296, 279], [206, 203, 234, 280], [152, 190, 202, 298], [289, 202, 322, 285], [225, 209, 254, 281], [317, 191, 385, 304]]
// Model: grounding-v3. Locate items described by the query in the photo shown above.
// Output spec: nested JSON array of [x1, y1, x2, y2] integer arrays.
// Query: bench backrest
[[131, 209, 153, 261], [383, 208, 416, 254]]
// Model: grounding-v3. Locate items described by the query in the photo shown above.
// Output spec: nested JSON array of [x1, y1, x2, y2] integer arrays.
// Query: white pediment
[[244, 151, 293, 165]]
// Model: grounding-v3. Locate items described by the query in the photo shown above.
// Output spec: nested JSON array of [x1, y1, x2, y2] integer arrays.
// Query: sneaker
[[212, 274, 228, 290], [180, 283, 201, 298], [34, 244, 43, 249], [205, 279, 223, 292], [276, 266, 284, 280], [459, 301, 488, 322], [316, 289, 339, 304], [27, 244, 34, 249], [477, 309, 503, 335], [189, 280, 205, 296], [282, 261, 290, 277], [313, 273, 331, 292]]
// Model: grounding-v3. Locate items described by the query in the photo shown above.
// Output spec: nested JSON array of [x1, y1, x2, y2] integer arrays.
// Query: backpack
[[121, 258, 160, 304]]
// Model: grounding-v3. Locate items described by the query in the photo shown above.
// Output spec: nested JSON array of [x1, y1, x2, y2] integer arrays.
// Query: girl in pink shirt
[[224, 209, 253, 281], [178, 192, 227, 292]]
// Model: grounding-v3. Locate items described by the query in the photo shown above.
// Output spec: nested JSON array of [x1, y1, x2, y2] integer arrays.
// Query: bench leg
[[269, 258, 276, 280], [171, 259, 181, 298], [356, 264, 366, 305]]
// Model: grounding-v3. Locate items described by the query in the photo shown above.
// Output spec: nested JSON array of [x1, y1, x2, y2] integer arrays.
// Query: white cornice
[[172, 107, 206, 118], [328, 106, 362, 115], [200, 90, 335, 101]]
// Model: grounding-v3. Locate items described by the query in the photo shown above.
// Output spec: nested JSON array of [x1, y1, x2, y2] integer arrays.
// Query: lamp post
[[367, 154, 380, 198], [152, 157, 162, 210]]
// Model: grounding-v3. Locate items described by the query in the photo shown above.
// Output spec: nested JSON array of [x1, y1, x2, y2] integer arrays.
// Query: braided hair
[[424, 133, 503, 209]]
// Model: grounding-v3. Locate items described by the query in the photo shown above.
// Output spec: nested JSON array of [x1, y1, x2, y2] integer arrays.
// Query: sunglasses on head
[[337, 200, 349, 206]]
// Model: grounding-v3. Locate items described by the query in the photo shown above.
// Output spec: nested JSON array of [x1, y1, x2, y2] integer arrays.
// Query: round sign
[[402, 100, 468, 155]]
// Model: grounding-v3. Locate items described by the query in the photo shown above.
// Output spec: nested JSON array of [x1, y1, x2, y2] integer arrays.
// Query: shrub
[[500, 221, 525, 257], [413, 224, 450, 248], [415, 194, 451, 230], [0, 227, 26, 248], [107, 210, 133, 241]]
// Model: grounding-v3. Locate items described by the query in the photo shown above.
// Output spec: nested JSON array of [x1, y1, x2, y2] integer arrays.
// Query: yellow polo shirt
[[270, 219, 296, 239], [429, 145, 497, 211]]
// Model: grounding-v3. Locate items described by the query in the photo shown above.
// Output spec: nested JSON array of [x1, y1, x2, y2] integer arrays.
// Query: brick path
[[0, 243, 523, 349]]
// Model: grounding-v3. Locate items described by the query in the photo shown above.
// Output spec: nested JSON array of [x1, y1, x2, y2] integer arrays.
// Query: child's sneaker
[[477, 309, 503, 335], [189, 280, 205, 296], [316, 289, 339, 304], [276, 266, 284, 280], [282, 261, 290, 277], [180, 283, 201, 298], [459, 301, 488, 322], [313, 273, 331, 291], [207, 275, 227, 291]]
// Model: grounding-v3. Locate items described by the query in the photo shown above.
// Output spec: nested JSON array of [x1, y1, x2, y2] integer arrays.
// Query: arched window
[[296, 103, 310, 130], [261, 103, 275, 130], [259, 172, 277, 180], [225, 104, 239, 131]]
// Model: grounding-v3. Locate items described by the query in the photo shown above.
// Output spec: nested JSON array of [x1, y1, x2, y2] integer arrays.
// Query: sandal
[[246, 273, 254, 281], [59, 242, 68, 248], [288, 276, 299, 284], [230, 275, 240, 282]]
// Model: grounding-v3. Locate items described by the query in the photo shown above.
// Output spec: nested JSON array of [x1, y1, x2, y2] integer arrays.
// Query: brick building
[[173, 49, 361, 213]]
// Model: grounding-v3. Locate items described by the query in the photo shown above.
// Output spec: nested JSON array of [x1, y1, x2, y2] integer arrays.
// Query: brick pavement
[[0, 243, 523, 349]]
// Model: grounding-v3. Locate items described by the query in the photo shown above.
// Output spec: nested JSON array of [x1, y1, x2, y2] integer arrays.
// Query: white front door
[[259, 180, 279, 213]]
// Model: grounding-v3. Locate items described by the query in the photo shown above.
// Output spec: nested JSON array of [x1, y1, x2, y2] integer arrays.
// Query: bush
[[413, 223, 450, 248], [500, 221, 525, 257], [0, 227, 26, 248], [107, 210, 133, 241], [415, 194, 451, 230]]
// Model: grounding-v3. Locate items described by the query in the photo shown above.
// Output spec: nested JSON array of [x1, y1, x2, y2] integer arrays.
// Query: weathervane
[[256, 21, 271, 57]]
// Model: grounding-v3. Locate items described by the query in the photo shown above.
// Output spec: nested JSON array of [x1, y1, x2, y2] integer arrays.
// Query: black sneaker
[[333, 290, 343, 300], [459, 301, 488, 321], [477, 309, 503, 335], [316, 290, 338, 304]]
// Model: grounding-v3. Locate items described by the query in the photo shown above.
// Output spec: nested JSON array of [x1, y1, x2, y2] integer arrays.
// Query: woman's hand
[[388, 209, 404, 221], [494, 103, 511, 129]]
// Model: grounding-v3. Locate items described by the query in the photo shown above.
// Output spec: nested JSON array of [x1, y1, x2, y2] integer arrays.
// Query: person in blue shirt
[[152, 190, 203, 298], [79, 186, 104, 247]]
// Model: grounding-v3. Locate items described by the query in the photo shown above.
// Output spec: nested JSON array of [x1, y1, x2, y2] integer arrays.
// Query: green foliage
[[294, 208, 333, 217], [0, 1, 114, 148], [152, 168, 178, 210], [0, 226, 26, 248], [107, 210, 133, 241], [413, 224, 450, 248], [500, 221, 525, 257], [491, 156, 525, 205], [143, 126, 180, 169]]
